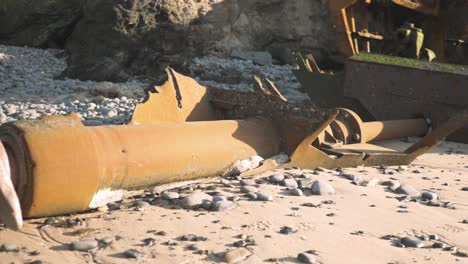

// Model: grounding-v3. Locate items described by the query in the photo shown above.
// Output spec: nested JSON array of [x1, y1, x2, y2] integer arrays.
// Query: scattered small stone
[[456, 249, 468, 257], [297, 252, 317, 263], [70, 240, 98, 251], [366, 177, 380, 187], [182, 191, 213, 209], [418, 234, 430, 241], [44, 217, 58, 225], [290, 188, 303, 196], [432, 242, 446, 249], [382, 180, 401, 191], [395, 185, 420, 197], [123, 249, 145, 259], [256, 192, 273, 201], [156, 231, 167, 236], [427, 200, 441, 207], [240, 179, 256, 186], [100, 237, 113, 245], [0, 243, 18, 252], [241, 185, 258, 193], [429, 234, 439, 240], [462, 219, 468, 224], [279, 226, 296, 235], [413, 169, 423, 174], [310, 180, 336, 195], [283, 178, 298, 188], [233, 240, 248, 247], [268, 174, 285, 183], [180, 234, 207, 242], [461, 187, 468, 191], [142, 238, 156, 247], [224, 248, 251, 263], [213, 201, 236, 212], [161, 191, 179, 200], [400, 237, 424, 248], [421, 192, 438, 201], [302, 202, 321, 208], [29, 250, 40, 256], [245, 192, 258, 200]]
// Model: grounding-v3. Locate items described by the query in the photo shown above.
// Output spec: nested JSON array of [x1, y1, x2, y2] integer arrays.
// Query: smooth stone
[[297, 252, 317, 263], [200, 200, 213, 210], [400, 237, 424, 248], [395, 185, 420, 197], [71, 240, 98, 251], [161, 191, 179, 200], [233, 240, 248, 247], [123, 249, 145, 259], [246, 192, 257, 200], [241, 185, 258, 193], [456, 249, 468, 257], [256, 192, 273, 201], [1, 244, 18, 252], [240, 179, 256, 186], [283, 178, 298, 188], [290, 188, 303, 196], [461, 187, 468, 191], [421, 192, 438, 201], [213, 195, 227, 203], [135, 201, 150, 208], [366, 177, 380, 187], [268, 174, 284, 183], [213, 201, 236, 212], [182, 191, 212, 209], [432, 242, 446, 249], [382, 180, 401, 191], [224, 248, 251, 263], [310, 180, 336, 195]]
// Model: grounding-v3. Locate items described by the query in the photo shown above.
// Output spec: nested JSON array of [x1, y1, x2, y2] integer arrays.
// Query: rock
[[233, 240, 248, 247], [256, 192, 273, 201], [231, 49, 273, 65], [224, 248, 251, 263], [400, 237, 424, 248], [382, 180, 401, 191], [135, 200, 150, 210], [213, 201, 236, 212], [432, 242, 446, 249], [240, 179, 256, 186], [462, 219, 468, 224], [456, 249, 468, 257], [290, 188, 303, 196], [1, 243, 18, 252], [268, 174, 285, 183], [310, 180, 336, 195], [71, 240, 98, 251], [461, 187, 468, 191], [395, 185, 420, 197], [297, 252, 317, 263], [123, 249, 145, 259], [241, 185, 258, 193], [279, 226, 296, 234], [182, 191, 212, 209], [246, 192, 258, 200], [200, 200, 213, 211], [213, 195, 227, 203], [142, 238, 156, 247], [161, 191, 179, 200], [224, 156, 263, 177], [421, 192, 438, 201], [283, 178, 298, 188], [366, 177, 380, 187]]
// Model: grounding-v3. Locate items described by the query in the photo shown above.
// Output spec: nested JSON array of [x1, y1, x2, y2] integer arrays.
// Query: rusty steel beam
[[1, 68, 466, 231]]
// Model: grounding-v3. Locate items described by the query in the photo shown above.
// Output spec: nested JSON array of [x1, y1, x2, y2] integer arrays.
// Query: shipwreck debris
[[0, 67, 467, 230]]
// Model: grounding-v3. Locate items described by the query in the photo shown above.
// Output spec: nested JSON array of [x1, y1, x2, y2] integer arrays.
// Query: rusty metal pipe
[[0, 115, 279, 223], [361, 119, 428, 142]]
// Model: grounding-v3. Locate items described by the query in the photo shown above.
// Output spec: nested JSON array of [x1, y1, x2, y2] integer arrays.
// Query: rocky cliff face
[[0, 0, 335, 82]]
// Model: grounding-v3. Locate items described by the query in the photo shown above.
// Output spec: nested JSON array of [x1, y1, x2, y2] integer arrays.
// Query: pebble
[[213, 201, 236, 211], [224, 248, 251, 263], [161, 191, 179, 200], [400, 237, 424, 248], [240, 179, 256, 186], [241, 185, 258, 193], [462, 219, 468, 224], [290, 188, 303, 196], [279, 226, 296, 234], [432, 242, 446, 249], [246, 192, 258, 200], [461, 187, 468, 191], [311, 180, 336, 195], [421, 191, 438, 201], [382, 180, 401, 191], [366, 177, 380, 187], [142, 238, 156, 247], [283, 178, 298, 188], [1, 243, 18, 252], [297, 252, 317, 263], [268, 174, 285, 183], [182, 191, 213, 209], [123, 249, 145, 259], [135, 200, 150, 209], [456, 249, 468, 257], [395, 185, 420, 197], [256, 192, 273, 201], [70, 240, 99, 251], [233, 240, 248, 247]]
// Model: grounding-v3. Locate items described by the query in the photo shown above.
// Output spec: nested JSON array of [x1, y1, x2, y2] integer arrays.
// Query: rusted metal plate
[[344, 53, 468, 142]]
